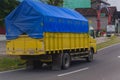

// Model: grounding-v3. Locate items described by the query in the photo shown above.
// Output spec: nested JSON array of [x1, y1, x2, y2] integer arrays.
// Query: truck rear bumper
[[20, 55, 52, 62], [6, 51, 45, 56]]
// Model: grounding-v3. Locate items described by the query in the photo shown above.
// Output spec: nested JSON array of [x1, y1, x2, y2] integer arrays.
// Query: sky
[[107, 0, 120, 11]]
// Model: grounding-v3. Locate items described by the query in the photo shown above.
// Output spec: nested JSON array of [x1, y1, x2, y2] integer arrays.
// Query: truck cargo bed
[[6, 33, 90, 55], [6, 35, 44, 55]]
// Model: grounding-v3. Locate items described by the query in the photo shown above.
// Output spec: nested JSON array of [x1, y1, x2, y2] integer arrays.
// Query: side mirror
[[89, 30, 96, 39], [93, 31, 96, 39]]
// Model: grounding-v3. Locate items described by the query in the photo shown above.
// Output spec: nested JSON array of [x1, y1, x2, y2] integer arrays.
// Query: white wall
[[86, 17, 108, 30]]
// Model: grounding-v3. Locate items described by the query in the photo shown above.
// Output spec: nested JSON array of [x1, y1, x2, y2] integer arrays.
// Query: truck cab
[[89, 26, 97, 54]]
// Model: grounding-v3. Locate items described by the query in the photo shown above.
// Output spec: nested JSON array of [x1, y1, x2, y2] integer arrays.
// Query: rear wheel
[[62, 53, 71, 70], [86, 49, 94, 62], [52, 53, 62, 70], [52, 53, 71, 70]]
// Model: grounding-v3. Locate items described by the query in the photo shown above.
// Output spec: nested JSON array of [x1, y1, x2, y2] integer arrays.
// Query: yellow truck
[[5, 0, 96, 70]]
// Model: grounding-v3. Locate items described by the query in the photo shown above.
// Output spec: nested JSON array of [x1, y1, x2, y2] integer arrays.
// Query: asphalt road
[[0, 44, 120, 80]]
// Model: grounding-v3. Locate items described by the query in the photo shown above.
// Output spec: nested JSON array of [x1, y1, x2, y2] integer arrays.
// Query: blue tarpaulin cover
[[5, 0, 89, 40]]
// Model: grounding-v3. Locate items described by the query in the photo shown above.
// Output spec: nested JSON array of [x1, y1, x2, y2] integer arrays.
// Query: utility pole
[[96, 3, 101, 37], [91, 0, 110, 37], [107, 7, 112, 25]]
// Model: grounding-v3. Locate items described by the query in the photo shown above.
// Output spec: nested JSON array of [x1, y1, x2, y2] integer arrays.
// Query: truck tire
[[62, 53, 71, 70], [86, 49, 94, 62], [52, 53, 62, 70]]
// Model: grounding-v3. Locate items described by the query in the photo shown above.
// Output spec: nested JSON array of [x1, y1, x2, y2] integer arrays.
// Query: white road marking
[[0, 42, 120, 74], [57, 43, 120, 77], [0, 68, 25, 74], [98, 43, 120, 51], [57, 67, 89, 77]]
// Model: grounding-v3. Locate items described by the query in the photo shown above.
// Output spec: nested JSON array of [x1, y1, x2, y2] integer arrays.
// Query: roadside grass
[[0, 36, 120, 71], [0, 55, 25, 71], [97, 36, 120, 50]]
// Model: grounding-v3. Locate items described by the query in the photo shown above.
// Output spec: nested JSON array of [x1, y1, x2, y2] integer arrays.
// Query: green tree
[[44, 0, 63, 6], [0, 0, 20, 26]]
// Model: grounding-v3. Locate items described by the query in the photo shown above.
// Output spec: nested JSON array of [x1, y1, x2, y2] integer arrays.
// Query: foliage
[[0, 0, 63, 26], [43, 0, 63, 6], [97, 36, 120, 50], [0, 56, 25, 71], [0, 0, 20, 26]]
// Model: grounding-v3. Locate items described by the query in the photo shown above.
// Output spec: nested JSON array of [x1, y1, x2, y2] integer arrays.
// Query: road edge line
[[98, 43, 120, 51], [0, 68, 25, 74], [0, 43, 120, 74]]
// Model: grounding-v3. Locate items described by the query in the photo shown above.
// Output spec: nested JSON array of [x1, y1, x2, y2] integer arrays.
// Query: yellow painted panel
[[71, 33, 75, 49], [13, 37, 25, 55], [80, 34, 83, 48], [45, 33, 50, 51], [7, 35, 44, 55], [84, 34, 86, 48], [36, 39, 44, 53], [79, 34, 81, 48], [6, 32, 96, 55], [57, 33, 61, 50], [55, 33, 57, 51], [74, 34, 76, 48], [63, 33, 70, 49], [58, 33, 62, 50], [6, 40, 14, 54], [24, 37, 36, 53], [45, 33, 49, 51], [49, 33, 54, 51], [76, 34, 79, 48]]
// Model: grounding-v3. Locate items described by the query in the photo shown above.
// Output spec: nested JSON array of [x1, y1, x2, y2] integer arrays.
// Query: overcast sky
[[107, 0, 120, 11]]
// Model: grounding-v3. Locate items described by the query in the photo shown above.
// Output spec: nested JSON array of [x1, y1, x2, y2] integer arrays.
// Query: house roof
[[91, 0, 110, 5], [75, 6, 117, 17], [108, 7, 117, 15], [75, 8, 97, 17], [113, 11, 120, 19]]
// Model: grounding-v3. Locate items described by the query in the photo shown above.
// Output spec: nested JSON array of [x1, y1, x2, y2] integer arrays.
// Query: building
[[113, 11, 120, 33], [75, 7, 117, 31], [0, 27, 5, 34], [63, 0, 91, 9]]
